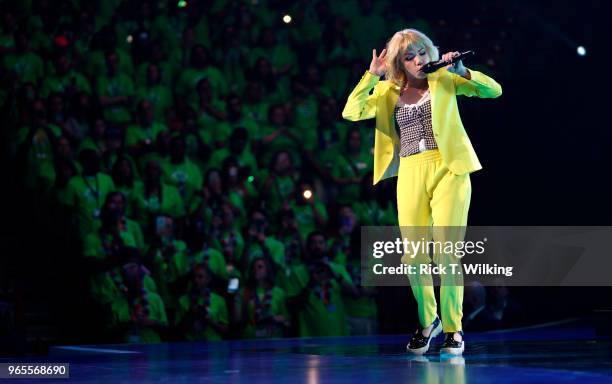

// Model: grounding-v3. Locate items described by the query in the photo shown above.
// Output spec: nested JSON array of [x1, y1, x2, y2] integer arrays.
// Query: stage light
[[303, 189, 312, 200], [247, 175, 254, 183], [283, 14, 292, 24], [577, 46, 586, 56], [178, 0, 188, 8], [126, 35, 133, 44]]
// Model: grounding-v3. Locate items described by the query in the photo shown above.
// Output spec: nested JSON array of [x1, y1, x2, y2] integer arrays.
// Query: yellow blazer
[[342, 69, 502, 184]]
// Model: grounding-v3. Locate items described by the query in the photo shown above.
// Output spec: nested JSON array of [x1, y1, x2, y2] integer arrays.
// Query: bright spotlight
[[282, 14, 292, 24], [577, 46, 586, 56]]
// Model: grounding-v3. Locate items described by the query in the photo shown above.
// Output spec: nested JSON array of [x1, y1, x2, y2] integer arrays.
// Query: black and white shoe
[[440, 331, 465, 355], [406, 317, 442, 355]]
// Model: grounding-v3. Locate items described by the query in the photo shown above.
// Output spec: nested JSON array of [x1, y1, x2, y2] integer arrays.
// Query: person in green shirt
[[286, 231, 358, 337], [208, 127, 258, 179], [344, 230, 378, 335], [257, 105, 301, 168], [274, 208, 306, 292], [3, 30, 43, 84], [194, 77, 227, 148], [224, 95, 259, 140], [134, 159, 185, 236], [53, 158, 79, 208], [162, 135, 203, 206], [175, 263, 229, 341], [250, 27, 296, 77], [64, 91, 94, 145], [242, 82, 270, 125], [326, 204, 359, 266], [146, 215, 190, 316], [353, 172, 397, 226], [110, 262, 168, 343], [125, 99, 167, 158], [261, 150, 297, 215], [331, 127, 373, 205], [96, 50, 134, 125], [135, 63, 172, 122], [82, 195, 155, 308], [177, 44, 227, 107], [78, 117, 109, 161], [289, 179, 328, 238], [242, 209, 286, 270], [60, 149, 116, 237], [40, 53, 91, 98], [111, 155, 142, 218], [191, 242, 229, 290], [210, 203, 245, 276], [239, 257, 290, 338], [16, 100, 61, 193]]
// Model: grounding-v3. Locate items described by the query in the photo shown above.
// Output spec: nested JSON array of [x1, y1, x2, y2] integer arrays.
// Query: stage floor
[[3, 319, 612, 383]]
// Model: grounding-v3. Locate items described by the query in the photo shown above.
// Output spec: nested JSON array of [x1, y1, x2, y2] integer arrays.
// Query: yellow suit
[[342, 69, 502, 185], [342, 68, 502, 332]]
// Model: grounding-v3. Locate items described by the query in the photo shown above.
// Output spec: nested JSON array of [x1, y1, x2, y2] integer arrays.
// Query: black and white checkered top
[[394, 90, 438, 157]]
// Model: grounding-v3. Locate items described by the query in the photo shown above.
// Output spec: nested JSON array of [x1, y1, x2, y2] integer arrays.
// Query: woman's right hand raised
[[369, 48, 387, 77]]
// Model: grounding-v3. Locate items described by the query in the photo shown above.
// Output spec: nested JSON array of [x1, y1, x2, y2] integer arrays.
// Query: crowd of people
[[4, 0, 513, 344], [4, 0, 405, 343]]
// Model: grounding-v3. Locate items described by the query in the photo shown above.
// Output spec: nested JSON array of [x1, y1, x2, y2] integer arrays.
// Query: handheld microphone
[[421, 50, 475, 74]]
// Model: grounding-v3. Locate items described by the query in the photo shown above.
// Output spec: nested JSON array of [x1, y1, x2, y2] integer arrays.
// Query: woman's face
[[402, 45, 431, 80]]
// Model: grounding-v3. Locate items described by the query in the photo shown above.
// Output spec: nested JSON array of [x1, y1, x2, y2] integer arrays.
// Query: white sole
[[406, 321, 443, 355], [440, 341, 465, 355]]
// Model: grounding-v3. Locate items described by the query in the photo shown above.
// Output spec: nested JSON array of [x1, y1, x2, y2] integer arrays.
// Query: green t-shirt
[[133, 183, 186, 230], [125, 122, 167, 149], [175, 291, 229, 341], [149, 239, 189, 311], [177, 66, 228, 104], [286, 262, 352, 337], [290, 201, 329, 238], [96, 72, 134, 124], [115, 180, 144, 218], [192, 246, 229, 280], [331, 150, 373, 204], [208, 147, 258, 177], [343, 259, 378, 319], [242, 286, 288, 338], [135, 84, 172, 121], [3, 51, 44, 83], [354, 200, 397, 226], [110, 289, 168, 344], [19, 125, 61, 192], [243, 237, 286, 268], [161, 158, 203, 204], [40, 70, 92, 97], [263, 174, 296, 214], [60, 173, 116, 237]]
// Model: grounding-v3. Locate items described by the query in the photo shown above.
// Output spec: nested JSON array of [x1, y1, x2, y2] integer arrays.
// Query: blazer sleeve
[[453, 69, 502, 98], [342, 71, 381, 121]]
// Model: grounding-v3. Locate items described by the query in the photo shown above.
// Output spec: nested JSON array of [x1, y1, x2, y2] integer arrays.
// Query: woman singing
[[342, 29, 502, 355]]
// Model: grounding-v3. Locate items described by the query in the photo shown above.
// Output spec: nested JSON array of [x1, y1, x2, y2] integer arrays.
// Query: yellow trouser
[[396, 149, 471, 333]]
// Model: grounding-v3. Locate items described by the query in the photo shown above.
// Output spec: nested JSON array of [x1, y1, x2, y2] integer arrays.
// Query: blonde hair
[[385, 29, 439, 87]]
